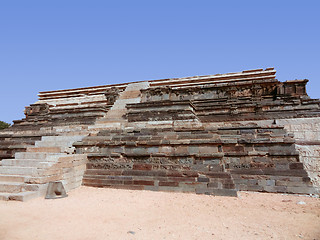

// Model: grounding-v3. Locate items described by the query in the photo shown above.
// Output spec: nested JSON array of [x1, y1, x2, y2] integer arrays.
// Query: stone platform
[[1, 68, 319, 200]]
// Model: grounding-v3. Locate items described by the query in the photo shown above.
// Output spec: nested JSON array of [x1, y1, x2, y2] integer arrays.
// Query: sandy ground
[[0, 187, 319, 240]]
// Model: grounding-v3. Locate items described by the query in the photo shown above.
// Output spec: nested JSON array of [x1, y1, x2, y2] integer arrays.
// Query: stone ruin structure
[[0, 68, 320, 201]]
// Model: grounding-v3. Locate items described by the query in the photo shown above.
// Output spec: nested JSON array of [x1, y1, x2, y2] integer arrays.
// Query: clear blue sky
[[1, 1, 319, 124]]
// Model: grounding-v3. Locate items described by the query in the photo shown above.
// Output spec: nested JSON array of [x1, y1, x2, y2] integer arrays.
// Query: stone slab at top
[[37, 68, 281, 101], [148, 68, 277, 88]]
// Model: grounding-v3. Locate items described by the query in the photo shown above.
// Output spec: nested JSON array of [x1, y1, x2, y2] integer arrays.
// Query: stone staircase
[[90, 81, 150, 130], [0, 129, 44, 161], [0, 130, 88, 201], [0, 82, 149, 201]]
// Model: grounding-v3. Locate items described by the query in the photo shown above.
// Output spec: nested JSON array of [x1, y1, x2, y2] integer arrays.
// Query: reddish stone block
[[222, 179, 234, 184], [223, 145, 245, 153], [223, 183, 235, 189], [123, 180, 134, 185], [133, 163, 152, 170], [159, 181, 179, 187], [206, 172, 231, 178], [133, 180, 154, 186], [122, 170, 167, 177], [85, 169, 123, 176], [168, 177, 196, 182], [181, 170, 199, 177]]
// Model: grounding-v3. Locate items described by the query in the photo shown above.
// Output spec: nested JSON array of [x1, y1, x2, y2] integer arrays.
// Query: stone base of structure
[[0, 68, 319, 200]]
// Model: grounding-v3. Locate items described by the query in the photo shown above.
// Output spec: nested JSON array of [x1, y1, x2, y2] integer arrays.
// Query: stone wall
[[75, 127, 237, 196], [76, 123, 316, 195], [279, 118, 320, 191], [203, 118, 320, 193]]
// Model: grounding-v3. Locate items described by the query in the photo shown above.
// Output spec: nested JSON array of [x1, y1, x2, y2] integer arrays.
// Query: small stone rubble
[[0, 68, 319, 200]]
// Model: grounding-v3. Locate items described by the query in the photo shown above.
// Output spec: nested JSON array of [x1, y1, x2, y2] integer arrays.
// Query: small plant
[[0, 121, 11, 130]]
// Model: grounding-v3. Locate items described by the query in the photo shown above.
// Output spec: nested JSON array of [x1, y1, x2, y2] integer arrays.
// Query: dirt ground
[[0, 186, 319, 240]]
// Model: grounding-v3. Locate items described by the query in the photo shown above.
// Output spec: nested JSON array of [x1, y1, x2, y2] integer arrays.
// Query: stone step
[[27, 175, 61, 184], [2, 157, 57, 162], [40, 135, 84, 142], [0, 166, 38, 175], [88, 122, 123, 130], [15, 152, 65, 159], [0, 182, 41, 193], [97, 117, 127, 122], [1, 159, 52, 168], [35, 140, 78, 147], [27, 147, 62, 153], [0, 191, 39, 201], [0, 175, 28, 182], [50, 124, 89, 130], [0, 143, 32, 149]]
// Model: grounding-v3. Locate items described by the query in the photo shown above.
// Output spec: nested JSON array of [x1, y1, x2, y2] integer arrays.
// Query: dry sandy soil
[[0, 186, 319, 240]]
